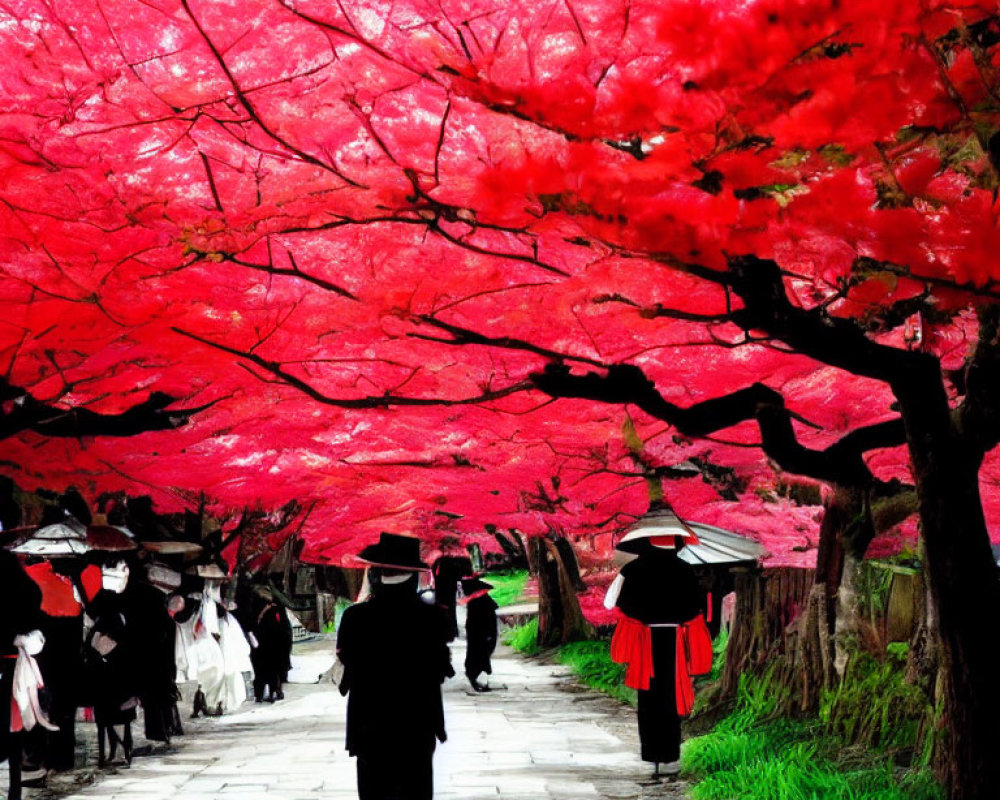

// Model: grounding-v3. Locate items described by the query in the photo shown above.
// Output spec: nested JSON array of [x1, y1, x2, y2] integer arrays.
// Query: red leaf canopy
[[2, 0, 1000, 564]]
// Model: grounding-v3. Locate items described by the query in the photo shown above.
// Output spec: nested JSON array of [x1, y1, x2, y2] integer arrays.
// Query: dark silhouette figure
[[249, 590, 293, 703], [84, 584, 140, 767], [431, 555, 471, 641], [124, 579, 183, 747], [611, 538, 702, 777], [460, 577, 497, 692], [21, 559, 86, 777], [337, 533, 453, 800], [1, 549, 43, 800]]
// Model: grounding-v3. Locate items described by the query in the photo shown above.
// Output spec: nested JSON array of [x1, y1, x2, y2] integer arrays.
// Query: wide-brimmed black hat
[[354, 532, 429, 571]]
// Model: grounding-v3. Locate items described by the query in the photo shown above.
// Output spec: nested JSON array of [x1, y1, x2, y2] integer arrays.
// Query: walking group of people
[[336, 519, 710, 800], [1, 519, 293, 800], [337, 516, 712, 800], [7, 517, 710, 800]]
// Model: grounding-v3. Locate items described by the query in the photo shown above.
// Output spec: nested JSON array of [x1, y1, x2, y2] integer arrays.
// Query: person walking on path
[[459, 576, 497, 692], [431, 555, 471, 641], [606, 508, 712, 779], [336, 532, 453, 800], [247, 588, 292, 703]]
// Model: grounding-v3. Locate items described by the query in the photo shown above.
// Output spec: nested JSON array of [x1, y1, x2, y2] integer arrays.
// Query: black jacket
[[464, 594, 498, 676], [337, 581, 452, 756], [615, 544, 702, 626], [0, 550, 42, 656]]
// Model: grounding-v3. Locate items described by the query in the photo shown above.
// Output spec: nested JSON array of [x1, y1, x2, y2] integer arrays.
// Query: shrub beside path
[[22, 638, 689, 800]]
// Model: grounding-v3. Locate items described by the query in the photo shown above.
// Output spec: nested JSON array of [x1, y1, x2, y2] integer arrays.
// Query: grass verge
[[682, 652, 944, 800], [486, 569, 530, 607], [504, 619, 942, 800], [502, 616, 540, 655]]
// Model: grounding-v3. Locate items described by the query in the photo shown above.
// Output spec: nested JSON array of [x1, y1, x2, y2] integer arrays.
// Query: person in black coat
[[124, 576, 182, 747], [609, 530, 702, 777], [336, 533, 453, 800], [21, 557, 87, 777], [248, 588, 293, 703], [1, 549, 43, 800], [459, 576, 497, 692], [431, 555, 471, 642], [83, 561, 140, 767]]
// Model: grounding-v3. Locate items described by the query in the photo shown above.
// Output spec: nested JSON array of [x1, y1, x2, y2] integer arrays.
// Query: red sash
[[611, 612, 713, 716], [610, 614, 653, 690]]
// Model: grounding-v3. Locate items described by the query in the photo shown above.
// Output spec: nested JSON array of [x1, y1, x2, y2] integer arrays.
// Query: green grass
[[681, 667, 944, 800], [502, 617, 540, 655], [486, 569, 530, 608], [556, 641, 637, 705], [819, 643, 932, 758], [321, 597, 353, 634]]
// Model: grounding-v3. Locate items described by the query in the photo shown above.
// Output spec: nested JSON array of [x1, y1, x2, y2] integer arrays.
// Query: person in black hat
[[608, 531, 704, 780], [247, 587, 293, 703], [459, 576, 498, 693], [336, 532, 454, 800]]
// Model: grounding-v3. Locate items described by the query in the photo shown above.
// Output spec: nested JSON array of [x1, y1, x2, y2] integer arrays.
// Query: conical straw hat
[[615, 505, 769, 566]]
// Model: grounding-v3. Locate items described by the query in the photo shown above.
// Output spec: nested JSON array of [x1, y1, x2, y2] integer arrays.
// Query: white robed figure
[[175, 578, 252, 714]]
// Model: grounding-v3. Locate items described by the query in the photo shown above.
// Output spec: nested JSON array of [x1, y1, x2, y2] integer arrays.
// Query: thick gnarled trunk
[[910, 453, 1000, 798], [895, 364, 1000, 799]]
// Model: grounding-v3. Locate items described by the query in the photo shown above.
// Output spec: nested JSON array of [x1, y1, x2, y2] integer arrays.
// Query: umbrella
[[11, 517, 89, 556], [86, 521, 138, 553], [145, 562, 183, 591], [615, 506, 769, 566]]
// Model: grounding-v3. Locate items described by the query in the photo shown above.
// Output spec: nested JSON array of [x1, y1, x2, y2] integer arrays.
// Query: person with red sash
[[336, 533, 453, 800], [606, 508, 712, 779], [20, 558, 99, 777], [459, 576, 498, 692]]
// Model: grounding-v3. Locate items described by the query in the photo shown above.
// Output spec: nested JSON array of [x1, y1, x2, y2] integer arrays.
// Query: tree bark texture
[[906, 445, 1000, 798], [532, 536, 594, 647], [720, 567, 814, 700]]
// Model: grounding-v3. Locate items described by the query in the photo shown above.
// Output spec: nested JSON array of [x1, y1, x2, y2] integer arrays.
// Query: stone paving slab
[[8, 637, 688, 800]]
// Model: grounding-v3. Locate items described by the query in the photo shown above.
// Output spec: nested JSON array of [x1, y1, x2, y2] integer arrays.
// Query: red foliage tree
[[4, 1, 1000, 793]]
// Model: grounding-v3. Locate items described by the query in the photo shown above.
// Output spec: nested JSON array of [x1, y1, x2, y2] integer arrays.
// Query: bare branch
[[1, 379, 213, 440], [171, 327, 534, 408]]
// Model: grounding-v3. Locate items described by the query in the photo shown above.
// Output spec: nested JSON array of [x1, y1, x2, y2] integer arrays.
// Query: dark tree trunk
[[550, 535, 587, 592], [910, 451, 1000, 798], [532, 536, 594, 647], [720, 566, 814, 700], [342, 567, 364, 602], [895, 364, 1000, 800], [491, 527, 529, 570]]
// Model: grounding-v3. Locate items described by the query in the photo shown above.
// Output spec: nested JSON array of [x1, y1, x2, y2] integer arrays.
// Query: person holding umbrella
[[606, 504, 713, 780], [336, 532, 454, 800]]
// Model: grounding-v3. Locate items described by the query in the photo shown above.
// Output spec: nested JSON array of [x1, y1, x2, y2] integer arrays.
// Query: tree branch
[[1, 380, 212, 440], [171, 327, 534, 408], [529, 362, 906, 487]]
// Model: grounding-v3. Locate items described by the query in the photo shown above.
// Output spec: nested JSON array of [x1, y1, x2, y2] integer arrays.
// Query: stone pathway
[[10, 639, 689, 800]]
